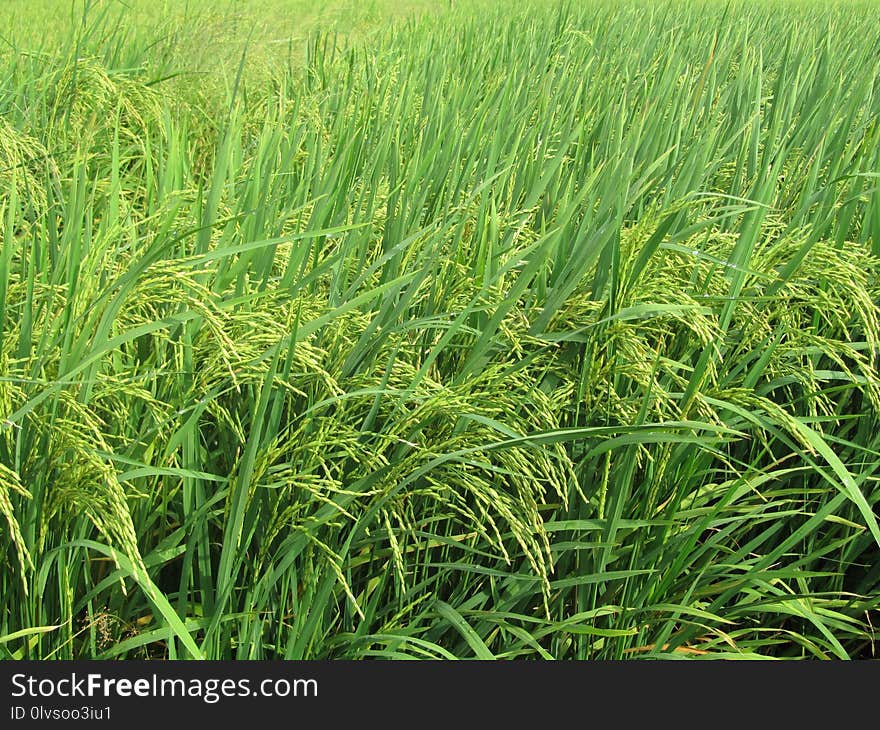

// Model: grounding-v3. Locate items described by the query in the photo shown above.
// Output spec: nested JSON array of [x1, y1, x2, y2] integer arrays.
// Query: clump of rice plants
[[0, 117, 54, 216], [1, 0, 879, 660]]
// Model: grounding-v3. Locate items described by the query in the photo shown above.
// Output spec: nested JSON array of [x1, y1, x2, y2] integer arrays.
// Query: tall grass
[[1, 0, 879, 659]]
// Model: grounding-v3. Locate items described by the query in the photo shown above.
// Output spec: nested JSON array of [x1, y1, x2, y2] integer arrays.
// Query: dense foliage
[[1, 0, 879, 659]]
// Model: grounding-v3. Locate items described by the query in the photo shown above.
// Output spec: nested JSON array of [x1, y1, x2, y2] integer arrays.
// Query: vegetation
[[1, 0, 879, 659]]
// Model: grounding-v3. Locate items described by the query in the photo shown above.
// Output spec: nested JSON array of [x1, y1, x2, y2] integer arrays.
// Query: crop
[[1, 0, 879, 659]]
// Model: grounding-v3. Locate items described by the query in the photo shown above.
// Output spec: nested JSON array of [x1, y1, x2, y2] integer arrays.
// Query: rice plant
[[1, 0, 879, 659]]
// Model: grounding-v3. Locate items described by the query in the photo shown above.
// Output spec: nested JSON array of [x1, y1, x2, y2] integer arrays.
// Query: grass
[[0, 0, 879, 659]]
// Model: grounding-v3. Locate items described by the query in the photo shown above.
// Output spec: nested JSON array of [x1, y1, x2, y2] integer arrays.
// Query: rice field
[[1, 0, 879, 660]]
